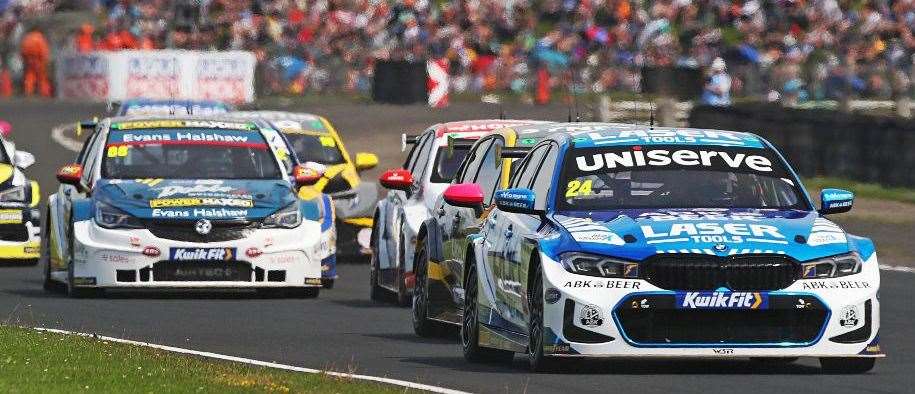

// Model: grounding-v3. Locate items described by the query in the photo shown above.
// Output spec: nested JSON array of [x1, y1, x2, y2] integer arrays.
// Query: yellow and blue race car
[[229, 111, 379, 261], [0, 128, 40, 263]]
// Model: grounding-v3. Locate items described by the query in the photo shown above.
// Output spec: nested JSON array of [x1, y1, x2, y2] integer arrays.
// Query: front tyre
[[412, 237, 449, 337], [369, 212, 384, 301], [820, 357, 876, 374], [527, 259, 556, 372], [394, 229, 410, 306], [461, 261, 514, 364]]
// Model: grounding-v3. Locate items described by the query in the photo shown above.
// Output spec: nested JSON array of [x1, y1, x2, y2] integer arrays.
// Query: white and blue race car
[[455, 123, 881, 373], [42, 117, 332, 297]]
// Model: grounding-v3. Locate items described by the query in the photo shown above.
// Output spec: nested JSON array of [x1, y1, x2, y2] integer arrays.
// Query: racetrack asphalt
[[0, 99, 912, 393]]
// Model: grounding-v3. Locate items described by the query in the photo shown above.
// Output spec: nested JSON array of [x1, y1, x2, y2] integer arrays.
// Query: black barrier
[[689, 103, 915, 187], [372, 60, 428, 104], [641, 67, 703, 101]]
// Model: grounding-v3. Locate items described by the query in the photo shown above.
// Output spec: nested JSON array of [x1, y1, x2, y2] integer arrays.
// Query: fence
[[689, 103, 915, 187]]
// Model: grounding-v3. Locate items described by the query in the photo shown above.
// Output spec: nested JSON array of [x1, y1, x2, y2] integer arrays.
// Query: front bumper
[[539, 253, 882, 358], [70, 220, 323, 289], [0, 208, 40, 260]]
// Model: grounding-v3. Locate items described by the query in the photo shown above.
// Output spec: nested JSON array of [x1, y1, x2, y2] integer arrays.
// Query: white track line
[[33, 327, 471, 394], [51, 123, 83, 152], [880, 264, 915, 274]]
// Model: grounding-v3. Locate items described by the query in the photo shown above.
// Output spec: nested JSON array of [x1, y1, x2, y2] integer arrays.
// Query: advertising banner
[[56, 50, 256, 103]]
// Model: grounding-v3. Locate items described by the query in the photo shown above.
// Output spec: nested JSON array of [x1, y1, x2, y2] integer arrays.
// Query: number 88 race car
[[42, 117, 331, 297], [458, 123, 881, 373]]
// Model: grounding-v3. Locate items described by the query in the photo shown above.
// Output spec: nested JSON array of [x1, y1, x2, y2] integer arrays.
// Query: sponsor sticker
[[151, 208, 248, 219], [676, 291, 768, 309], [575, 147, 773, 173], [838, 305, 861, 328], [0, 209, 22, 224], [801, 280, 871, 290], [149, 197, 254, 208], [169, 247, 236, 261], [641, 222, 786, 245], [112, 120, 254, 130], [579, 304, 604, 327], [563, 280, 641, 289]]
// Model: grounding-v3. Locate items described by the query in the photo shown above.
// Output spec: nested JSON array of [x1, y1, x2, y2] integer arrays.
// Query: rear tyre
[[321, 279, 335, 289], [461, 262, 514, 364], [819, 357, 876, 374], [412, 238, 449, 337], [42, 211, 57, 292], [527, 259, 556, 372]]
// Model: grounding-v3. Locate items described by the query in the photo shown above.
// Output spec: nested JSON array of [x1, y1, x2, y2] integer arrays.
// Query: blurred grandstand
[[1, 0, 913, 106]]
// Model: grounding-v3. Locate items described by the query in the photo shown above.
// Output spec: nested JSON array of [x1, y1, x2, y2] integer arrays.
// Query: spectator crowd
[[1, 0, 914, 104]]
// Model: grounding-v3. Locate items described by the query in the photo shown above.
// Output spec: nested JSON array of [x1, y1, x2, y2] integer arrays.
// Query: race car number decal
[[106, 145, 130, 158], [565, 179, 593, 197], [676, 291, 768, 309]]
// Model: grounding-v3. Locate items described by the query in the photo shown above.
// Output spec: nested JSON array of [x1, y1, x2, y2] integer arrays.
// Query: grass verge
[[0, 325, 407, 394], [804, 177, 915, 205]]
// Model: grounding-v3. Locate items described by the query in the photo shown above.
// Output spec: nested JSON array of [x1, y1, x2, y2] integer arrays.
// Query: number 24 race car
[[454, 123, 881, 373]]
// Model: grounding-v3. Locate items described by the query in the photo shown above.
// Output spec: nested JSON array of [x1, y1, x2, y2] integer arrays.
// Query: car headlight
[[560, 252, 639, 278], [800, 252, 863, 278], [95, 202, 143, 229], [0, 186, 25, 202], [263, 203, 302, 229]]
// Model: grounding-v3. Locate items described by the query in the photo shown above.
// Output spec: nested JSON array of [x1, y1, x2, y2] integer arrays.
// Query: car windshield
[[430, 146, 470, 183], [557, 145, 808, 210], [101, 122, 282, 179], [285, 134, 345, 165]]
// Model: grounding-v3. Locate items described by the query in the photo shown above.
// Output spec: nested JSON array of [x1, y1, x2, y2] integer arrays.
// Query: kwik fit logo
[[170, 247, 235, 261], [676, 291, 768, 309]]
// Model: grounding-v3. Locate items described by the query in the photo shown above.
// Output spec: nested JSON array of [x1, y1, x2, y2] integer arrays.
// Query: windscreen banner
[[55, 50, 256, 103]]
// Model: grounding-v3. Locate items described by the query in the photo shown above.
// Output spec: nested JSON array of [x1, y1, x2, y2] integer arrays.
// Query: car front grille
[[152, 260, 253, 282], [641, 254, 799, 291], [0, 224, 29, 242], [143, 219, 257, 243], [614, 294, 828, 345]]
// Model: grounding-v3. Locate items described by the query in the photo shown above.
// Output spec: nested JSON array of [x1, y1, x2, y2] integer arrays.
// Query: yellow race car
[[230, 111, 379, 261], [0, 129, 41, 263]]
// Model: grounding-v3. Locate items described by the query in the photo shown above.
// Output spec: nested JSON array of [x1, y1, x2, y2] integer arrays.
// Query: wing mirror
[[56, 163, 84, 186], [13, 150, 35, 169], [76, 119, 98, 137], [293, 163, 324, 187], [443, 183, 484, 209], [819, 188, 854, 215], [494, 188, 541, 214], [354, 152, 379, 171], [379, 168, 413, 191]]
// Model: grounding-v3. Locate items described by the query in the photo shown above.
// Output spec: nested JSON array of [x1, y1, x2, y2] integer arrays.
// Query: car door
[[52, 129, 101, 271], [433, 136, 496, 318], [507, 142, 559, 328], [486, 144, 549, 330]]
